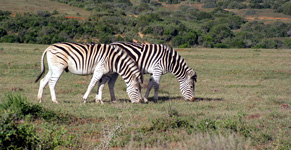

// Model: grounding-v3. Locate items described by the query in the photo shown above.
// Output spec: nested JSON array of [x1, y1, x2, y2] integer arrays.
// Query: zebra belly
[[67, 61, 94, 75]]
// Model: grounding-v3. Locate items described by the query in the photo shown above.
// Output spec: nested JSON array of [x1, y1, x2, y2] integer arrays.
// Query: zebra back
[[111, 42, 191, 80], [37, 42, 142, 84]]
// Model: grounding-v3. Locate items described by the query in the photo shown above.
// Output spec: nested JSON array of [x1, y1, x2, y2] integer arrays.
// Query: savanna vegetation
[[0, 43, 290, 149], [0, 0, 291, 48], [0, 0, 290, 149]]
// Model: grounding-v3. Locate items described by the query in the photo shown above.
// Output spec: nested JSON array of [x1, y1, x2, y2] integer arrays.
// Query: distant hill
[[0, 0, 91, 18], [0, 0, 290, 49]]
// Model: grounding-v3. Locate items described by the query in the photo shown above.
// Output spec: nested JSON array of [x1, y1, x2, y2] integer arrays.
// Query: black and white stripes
[[35, 42, 143, 104], [97, 42, 197, 102]]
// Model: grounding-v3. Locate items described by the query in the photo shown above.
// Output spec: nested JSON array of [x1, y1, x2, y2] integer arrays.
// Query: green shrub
[[255, 39, 276, 49], [0, 111, 40, 149], [284, 38, 291, 48], [0, 94, 42, 119], [0, 34, 18, 43], [214, 43, 229, 48], [0, 28, 7, 37], [178, 44, 191, 48], [0, 93, 71, 123], [0, 94, 76, 149], [148, 117, 192, 132]]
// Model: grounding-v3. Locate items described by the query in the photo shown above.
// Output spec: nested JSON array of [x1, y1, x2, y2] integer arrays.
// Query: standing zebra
[[97, 42, 197, 103], [35, 42, 143, 104]]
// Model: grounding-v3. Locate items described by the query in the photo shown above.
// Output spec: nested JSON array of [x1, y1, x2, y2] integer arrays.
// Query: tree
[[256, 39, 276, 49], [209, 24, 233, 43], [0, 28, 7, 37]]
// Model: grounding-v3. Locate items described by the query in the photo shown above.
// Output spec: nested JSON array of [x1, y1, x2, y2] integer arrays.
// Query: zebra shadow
[[116, 96, 223, 103], [147, 96, 182, 102], [63, 100, 96, 104], [108, 97, 181, 103], [195, 97, 223, 101], [67, 96, 224, 104], [147, 96, 223, 102]]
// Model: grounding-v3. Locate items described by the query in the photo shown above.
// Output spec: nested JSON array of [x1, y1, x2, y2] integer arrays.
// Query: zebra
[[96, 42, 197, 103], [35, 42, 143, 104]]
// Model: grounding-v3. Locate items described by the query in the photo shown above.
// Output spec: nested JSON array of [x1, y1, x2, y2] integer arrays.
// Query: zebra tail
[[35, 50, 47, 83]]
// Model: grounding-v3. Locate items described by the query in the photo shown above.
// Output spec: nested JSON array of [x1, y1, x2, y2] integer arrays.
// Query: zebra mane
[[167, 45, 191, 80], [117, 46, 143, 84]]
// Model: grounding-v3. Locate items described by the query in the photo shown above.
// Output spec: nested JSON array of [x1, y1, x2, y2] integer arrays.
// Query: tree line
[[0, 0, 291, 49]]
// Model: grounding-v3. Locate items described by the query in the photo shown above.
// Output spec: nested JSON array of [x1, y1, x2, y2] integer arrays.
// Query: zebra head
[[180, 69, 197, 101], [126, 74, 143, 103]]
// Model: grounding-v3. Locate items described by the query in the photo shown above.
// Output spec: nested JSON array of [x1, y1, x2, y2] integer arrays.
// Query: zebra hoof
[[111, 99, 117, 103], [96, 99, 104, 104], [53, 100, 59, 104], [143, 98, 149, 104], [153, 99, 158, 103], [131, 100, 141, 104]]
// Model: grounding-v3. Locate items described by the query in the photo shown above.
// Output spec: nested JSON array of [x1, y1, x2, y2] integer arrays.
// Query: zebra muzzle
[[191, 97, 195, 102]]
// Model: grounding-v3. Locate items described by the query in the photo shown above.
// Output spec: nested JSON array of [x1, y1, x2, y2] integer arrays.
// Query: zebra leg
[[108, 73, 118, 103], [96, 76, 109, 104], [144, 76, 154, 103], [48, 68, 64, 104], [144, 72, 161, 103], [83, 65, 105, 104], [152, 74, 161, 103], [37, 70, 52, 103]]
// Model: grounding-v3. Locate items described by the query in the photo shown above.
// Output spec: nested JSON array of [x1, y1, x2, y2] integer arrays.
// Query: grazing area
[[0, 43, 290, 149]]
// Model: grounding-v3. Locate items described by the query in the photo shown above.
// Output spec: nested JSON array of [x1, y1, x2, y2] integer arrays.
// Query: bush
[[0, 28, 7, 37], [0, 111, 40, 149], [0, 94, 42, 120], [0, 93, 71, 123], [203, 2, 217, 8], [255, 39, 277, 49], [0, 34, 18, 43], [0, 94, 76, 149], [36, 10, 51, 17], [209, 24, 233, 43], [214, 43, 230, 48], [276, 2, 291, 15], [230, 38, 246, 48], [284, 39, 291, 48], [178, 44, 191, 48], [227, 1, 247, 9]]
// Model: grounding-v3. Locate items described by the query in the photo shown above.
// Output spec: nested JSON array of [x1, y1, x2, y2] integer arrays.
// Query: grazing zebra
[[97, 42, 197, 103], [35, 42, 143, 104]]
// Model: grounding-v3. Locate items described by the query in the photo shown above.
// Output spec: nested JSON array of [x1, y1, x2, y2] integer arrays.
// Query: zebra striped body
[[97, 42, 197, 103], [35, 42, 143, 104]]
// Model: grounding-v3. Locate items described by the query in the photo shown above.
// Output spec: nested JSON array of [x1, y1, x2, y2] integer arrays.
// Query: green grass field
[[0, 43, 290, 149]]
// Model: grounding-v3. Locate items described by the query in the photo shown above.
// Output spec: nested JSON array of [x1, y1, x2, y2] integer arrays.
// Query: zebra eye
[[136, 89, 138, 91]]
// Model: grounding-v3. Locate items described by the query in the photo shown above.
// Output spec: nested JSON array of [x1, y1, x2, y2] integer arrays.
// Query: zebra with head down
[[35, 42, 143, 104], [97, 42, 197, 103]]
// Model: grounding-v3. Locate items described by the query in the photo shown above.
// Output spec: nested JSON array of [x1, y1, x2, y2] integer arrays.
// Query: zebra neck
[[171, 66, 189, 83], [168, 52, 189, 82]]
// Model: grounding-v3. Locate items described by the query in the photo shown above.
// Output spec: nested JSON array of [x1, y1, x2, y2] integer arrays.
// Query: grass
[[0, 43, 290, 149]]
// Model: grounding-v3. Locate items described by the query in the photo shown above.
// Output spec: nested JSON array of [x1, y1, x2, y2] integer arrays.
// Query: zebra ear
[[133, 74, 143, 84], [189, 69, 197, 82], [192, 74, 197, 82]]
